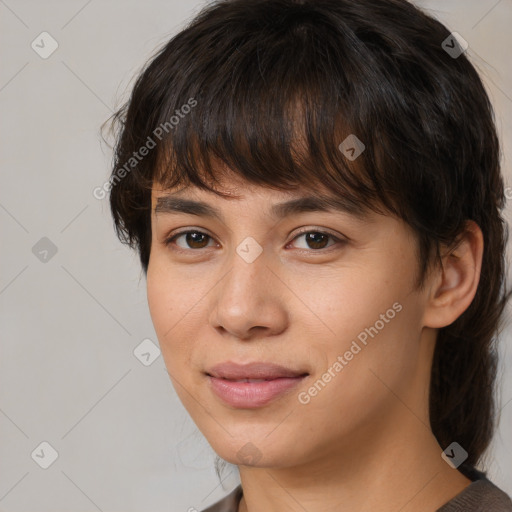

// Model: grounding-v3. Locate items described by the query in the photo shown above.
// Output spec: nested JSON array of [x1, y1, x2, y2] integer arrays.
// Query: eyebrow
[[154, 193, 371, 222]]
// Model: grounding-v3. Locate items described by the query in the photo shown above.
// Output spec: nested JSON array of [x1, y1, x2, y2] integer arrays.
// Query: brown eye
[[303, 232, 330, 249], [163, 228, 345, 254], [165, 230, 214, 250], [290, 230, 342, 251]]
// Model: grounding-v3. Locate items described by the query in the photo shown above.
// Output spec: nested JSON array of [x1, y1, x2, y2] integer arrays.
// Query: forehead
[[152, 170, 318, 197], [151, 165, 353, 204]]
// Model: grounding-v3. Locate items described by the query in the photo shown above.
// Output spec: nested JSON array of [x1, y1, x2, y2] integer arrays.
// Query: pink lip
[[205, 361, 308, 408], [207, 375, 307, 408]]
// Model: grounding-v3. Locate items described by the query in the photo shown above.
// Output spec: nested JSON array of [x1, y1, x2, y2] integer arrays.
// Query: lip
[[205, 362, 308, 408], [206, 361, 308, 380]]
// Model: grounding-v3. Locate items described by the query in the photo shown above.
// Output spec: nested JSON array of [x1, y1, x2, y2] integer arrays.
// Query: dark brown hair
[[105, 0, 510, 470]]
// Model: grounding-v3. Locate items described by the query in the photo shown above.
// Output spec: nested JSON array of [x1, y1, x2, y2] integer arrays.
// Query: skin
[[147, 168, 482, 512]]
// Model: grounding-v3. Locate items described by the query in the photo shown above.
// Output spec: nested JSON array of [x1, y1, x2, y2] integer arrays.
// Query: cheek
[[146, 266, 171, 337], [293, 302, 422, 446], [308, 261, 406, 351], [146, 261, 191, 370], [298, 257, 423, 408]]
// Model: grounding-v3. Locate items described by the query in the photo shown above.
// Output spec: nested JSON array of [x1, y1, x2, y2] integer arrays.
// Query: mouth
[[205, 361, 309, 408]]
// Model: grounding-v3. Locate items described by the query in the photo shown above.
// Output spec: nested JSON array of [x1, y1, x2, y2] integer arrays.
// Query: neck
[[237, 410, 471, 512]]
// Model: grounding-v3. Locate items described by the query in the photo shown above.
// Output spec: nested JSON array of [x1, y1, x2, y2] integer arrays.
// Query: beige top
[[201, 466, 512, 512]]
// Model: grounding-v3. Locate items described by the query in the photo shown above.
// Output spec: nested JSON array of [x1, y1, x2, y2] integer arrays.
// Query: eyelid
[[292, 226, 345, 240]]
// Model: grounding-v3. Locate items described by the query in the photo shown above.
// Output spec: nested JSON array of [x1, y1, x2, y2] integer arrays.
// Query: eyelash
[[163, 228, 345, 254]]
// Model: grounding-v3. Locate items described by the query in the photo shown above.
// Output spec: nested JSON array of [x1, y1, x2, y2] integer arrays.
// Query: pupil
[[188, 232, 207, 248], [307, 233, 327, 249]]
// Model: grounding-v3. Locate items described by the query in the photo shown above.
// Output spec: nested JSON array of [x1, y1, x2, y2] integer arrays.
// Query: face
[[147, 170, 434, 469]]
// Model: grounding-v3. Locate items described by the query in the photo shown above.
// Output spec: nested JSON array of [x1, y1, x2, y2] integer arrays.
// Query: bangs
[[112, 0, 472, 255], [128, 5, 408, 218]]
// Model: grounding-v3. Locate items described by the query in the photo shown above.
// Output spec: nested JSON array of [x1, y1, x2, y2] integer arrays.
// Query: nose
[[208, 247, 288, 341]]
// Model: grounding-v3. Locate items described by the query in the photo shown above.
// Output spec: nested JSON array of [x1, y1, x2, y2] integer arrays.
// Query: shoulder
[[437, 465, 512, 512], [200, 484, 243, 512]]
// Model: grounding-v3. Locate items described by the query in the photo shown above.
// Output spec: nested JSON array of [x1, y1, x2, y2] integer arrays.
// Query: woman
[[106, 0, 512, 510]]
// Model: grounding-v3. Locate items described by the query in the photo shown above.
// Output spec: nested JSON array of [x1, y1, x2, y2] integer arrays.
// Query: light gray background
[[0, 1, 511, 511]]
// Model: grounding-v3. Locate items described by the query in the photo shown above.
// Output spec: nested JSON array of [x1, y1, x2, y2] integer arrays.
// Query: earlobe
[[422, 220, 484, 329]]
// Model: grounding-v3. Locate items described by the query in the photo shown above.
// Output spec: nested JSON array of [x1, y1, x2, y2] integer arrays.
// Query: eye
[[288, 228, 343, 251], [163, 228, 344, 253], [164, 230, 215, 251]]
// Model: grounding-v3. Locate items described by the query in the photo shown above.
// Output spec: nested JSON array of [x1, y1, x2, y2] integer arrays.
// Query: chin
[[211, 434, 301, 469]]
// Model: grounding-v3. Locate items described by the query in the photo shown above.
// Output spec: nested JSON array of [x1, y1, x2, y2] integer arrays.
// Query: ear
[[422, 220, 484, 329]]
